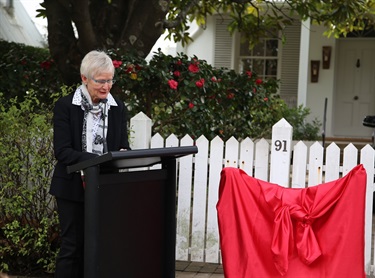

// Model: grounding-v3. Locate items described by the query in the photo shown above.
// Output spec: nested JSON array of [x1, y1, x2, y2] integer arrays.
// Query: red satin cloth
[[217, 165, 366, 277]]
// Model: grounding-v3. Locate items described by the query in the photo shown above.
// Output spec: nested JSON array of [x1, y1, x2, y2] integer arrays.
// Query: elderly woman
[[50, 50, 130, 278]]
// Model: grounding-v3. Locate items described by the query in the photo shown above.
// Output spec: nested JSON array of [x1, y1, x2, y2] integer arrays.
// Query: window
[[238, 37, 279, 80]]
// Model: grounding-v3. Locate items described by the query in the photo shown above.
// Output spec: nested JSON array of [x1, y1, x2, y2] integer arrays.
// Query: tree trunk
[[44, 0, 169, 85]]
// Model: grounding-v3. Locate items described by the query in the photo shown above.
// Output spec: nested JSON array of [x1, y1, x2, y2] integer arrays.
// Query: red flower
[[40, 61, 51, 70], [256, 79, 263, 85], [264, 97, 268, 101], [112, 60, 122, 68], [177, 60, 182, 66], [227, 93, 234, 99], [173, 70, 181, 77], [246, 71, 252, 78], [188, 63, 199, 73], [188, 102, 194, 109], [168, 79, 178, 90], [195, 78, 205, 88], [125, 64, 134, 73], [211, 76, 218, 82]]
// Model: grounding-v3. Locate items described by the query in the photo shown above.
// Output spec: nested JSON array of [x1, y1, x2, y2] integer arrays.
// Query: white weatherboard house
[[176, 11, 375, 141], [0, 0, 45, 47]]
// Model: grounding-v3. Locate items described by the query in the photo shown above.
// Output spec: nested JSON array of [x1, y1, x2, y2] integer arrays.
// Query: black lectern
[[67, 146, 198, 278]]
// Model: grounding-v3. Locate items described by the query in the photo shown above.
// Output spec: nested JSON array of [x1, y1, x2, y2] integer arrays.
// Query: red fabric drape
[[217, 165, 366, 278]]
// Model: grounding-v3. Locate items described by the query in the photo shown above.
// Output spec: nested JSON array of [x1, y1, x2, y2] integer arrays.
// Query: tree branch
[[162, 0, 200, 29]]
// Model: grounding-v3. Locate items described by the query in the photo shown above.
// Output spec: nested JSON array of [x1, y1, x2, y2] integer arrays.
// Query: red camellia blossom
[[188, 102, 194, 109], [188, 63, 199, 73], [256, 78, 263, 85], [40, 61, 51, 70], [173, 70, 181, 77], [264, 97, 268, 101], [168, 79, 178, 90], [125, 64, 134, 73], [211, 76, 217, 82], [227, 93, 235, 99], [177, 60, 182, 66], [246, 71, 252, 78], [112, 60, 122, 68], [125, 67, 133, 73], [195, 78, 205, 88]]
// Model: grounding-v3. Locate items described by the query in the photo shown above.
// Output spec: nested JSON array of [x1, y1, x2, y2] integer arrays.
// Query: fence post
[[270, 118, 293, 187], [129, 112, 152, 149], [360, 145, 375, 273]]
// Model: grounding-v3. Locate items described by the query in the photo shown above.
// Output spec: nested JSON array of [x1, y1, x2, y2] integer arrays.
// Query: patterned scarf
[[80, 87, 108, 155]]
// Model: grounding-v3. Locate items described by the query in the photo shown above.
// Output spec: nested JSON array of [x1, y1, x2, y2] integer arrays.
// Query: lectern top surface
[[66, 146, 198, 174]]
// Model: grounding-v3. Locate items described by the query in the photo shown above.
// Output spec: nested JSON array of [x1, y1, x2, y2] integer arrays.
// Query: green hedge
[[0, 40, 63, 105]]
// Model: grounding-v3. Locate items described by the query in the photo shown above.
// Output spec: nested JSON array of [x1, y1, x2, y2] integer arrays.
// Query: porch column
[[297, 18, 311, 106]]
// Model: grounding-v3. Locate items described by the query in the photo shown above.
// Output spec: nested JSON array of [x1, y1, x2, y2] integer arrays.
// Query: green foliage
[[164, 0, 375, 47], [0, 40, 320, 141], [0, 40, 64, 105], [110, 49, 320, 141], [0, 90, 67, 275], [282, 105, 321, 141]]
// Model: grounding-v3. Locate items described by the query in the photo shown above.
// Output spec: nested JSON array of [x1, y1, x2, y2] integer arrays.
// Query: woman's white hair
[[80, 50, 114, 78]]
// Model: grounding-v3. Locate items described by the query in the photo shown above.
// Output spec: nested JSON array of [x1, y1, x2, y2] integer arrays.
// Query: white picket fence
[[129, 112, 375, 275]]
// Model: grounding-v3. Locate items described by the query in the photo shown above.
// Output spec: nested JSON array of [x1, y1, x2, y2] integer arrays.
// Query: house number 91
[[274, 140, 287, 152]]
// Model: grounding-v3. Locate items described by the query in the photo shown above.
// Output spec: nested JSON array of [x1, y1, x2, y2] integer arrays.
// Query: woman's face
[[81, 72, 114, 104]]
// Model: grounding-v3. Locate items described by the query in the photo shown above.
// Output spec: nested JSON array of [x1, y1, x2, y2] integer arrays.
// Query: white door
[[334, 39, 375, 137]]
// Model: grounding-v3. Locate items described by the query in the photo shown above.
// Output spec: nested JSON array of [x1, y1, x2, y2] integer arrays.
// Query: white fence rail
[[129, 112, 375, 275]]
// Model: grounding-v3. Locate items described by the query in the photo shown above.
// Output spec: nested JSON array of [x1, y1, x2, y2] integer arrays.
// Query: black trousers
[[54, 198, 84, 278]]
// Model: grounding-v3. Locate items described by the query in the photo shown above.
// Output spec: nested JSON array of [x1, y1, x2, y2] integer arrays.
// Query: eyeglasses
[[90, 78, 116, 85]]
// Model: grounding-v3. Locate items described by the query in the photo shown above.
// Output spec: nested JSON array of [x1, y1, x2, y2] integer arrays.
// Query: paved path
[[176, 261, 224, 278]]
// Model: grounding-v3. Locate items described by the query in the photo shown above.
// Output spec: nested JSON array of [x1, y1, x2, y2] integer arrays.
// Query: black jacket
[[50, 93, 130, 201]]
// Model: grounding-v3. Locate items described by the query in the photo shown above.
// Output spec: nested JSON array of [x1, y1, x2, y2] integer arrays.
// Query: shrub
[[0, 40, 63, 105], [0, 40, 321, 141], [282, 105, 322, 141], [0, 90, 68, 275], [109, 49, 320, 141]]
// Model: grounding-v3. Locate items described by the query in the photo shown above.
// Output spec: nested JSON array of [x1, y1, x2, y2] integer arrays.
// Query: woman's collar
[[72, 84, 118, 107]]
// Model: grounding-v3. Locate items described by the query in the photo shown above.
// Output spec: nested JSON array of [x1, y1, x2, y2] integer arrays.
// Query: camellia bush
[[0, 40, 320, 141], [0, 39, 63, 105], [109, 49, 320, 141]]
